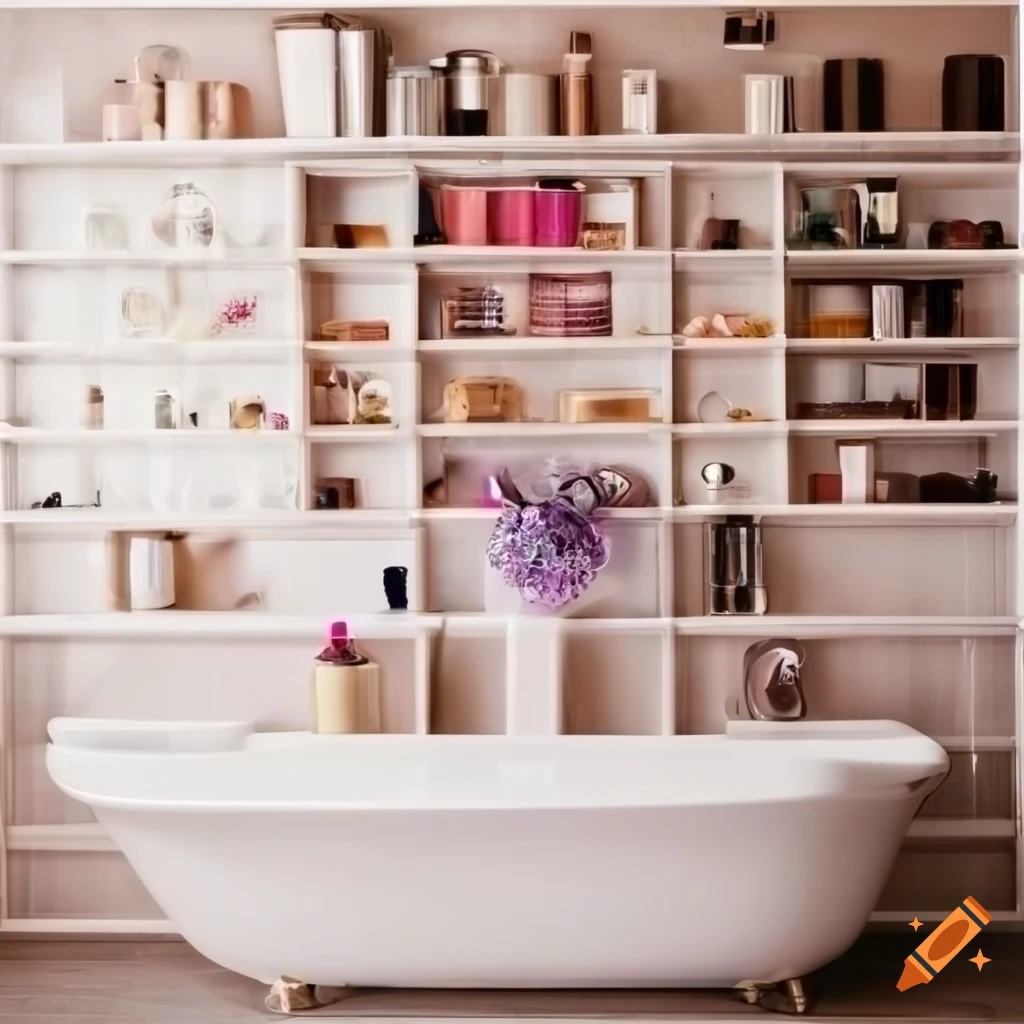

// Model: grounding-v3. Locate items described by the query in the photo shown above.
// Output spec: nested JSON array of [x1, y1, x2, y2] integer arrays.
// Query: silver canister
[[704, 517, 768, 616], [498, 73, 558, 136], [338, 24, 391, 137], [387, 66, 442, 136], [744, 74, 795, 134]]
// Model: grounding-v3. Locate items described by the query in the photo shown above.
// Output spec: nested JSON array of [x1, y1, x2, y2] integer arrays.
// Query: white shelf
[[0, 508, 412, 529], [670, 504, 1017, 526], [786, 249, 1020, 276], [5, 503, 1011, 529], [907, 819, 1018, 840], [418, 421, 664, 438], [673, 336, 787, 354], [0, 612, 503, 640], [672, 422, 787, 438], [3, 613, 1011, 640], [0, 249, 290, 266], [0, 427, 297, 445], [0, 0, 1011, 11], [786, 337, 1019, 355], [0, 133, 1017, 165], [6, 823, 116, 853], [673, 249, 775, 269], [300, 246, 670, 265], [418, 336, 673, 354], [306, 425, 405, 442], [0, 919, 176, 935], [0, 340, 296, 363], [788, 419, 1017, 438], [673, 616, 1019, 638]]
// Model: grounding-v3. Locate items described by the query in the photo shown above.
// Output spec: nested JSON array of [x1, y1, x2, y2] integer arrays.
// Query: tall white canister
[[273, 13, 343, 137]]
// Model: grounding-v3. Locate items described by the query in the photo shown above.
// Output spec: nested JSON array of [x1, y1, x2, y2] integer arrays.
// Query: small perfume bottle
[[310, 621, 381, 734]]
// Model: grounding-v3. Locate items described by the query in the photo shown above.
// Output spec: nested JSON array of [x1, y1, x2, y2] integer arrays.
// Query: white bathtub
[[46, 718, 947, 990]]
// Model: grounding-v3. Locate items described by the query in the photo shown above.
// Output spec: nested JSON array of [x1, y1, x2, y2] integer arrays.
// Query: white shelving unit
[[0, 0, 1020, 936]]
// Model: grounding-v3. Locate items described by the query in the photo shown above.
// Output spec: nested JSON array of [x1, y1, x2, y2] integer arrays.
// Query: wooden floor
[[0, 934, 1021, 1022]]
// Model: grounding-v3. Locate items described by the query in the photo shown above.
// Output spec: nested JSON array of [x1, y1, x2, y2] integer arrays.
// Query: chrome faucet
[[742, 639, 807, 721]]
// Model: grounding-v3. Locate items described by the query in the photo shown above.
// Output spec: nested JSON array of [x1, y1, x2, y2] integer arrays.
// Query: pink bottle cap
[[329, 620, 349, 644]]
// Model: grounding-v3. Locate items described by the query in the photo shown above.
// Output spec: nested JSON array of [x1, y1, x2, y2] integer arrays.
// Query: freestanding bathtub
[[46, 718, 947, 992]]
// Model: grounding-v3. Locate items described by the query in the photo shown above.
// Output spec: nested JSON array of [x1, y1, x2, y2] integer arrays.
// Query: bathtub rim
[[45, 719, 950, 815]]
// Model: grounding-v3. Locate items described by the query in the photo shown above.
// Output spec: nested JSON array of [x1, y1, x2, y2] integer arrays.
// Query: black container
[[942, 55, 1005, 132], [823, 58, 885, 132], [445, 108, 489, 136]]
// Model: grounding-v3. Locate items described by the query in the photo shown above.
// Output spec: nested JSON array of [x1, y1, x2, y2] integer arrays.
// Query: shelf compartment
[[11, 164, 284, 253], [302, 265, 417, 346], [675, 520, 1011, 618], [11, 529, 423, 616], [877, 838, 1017, 913], [677, 635, 1015, 741], [430, 636, 506, 735], [14, 439, 300, 518], [419, 264, 670, 342], [674, 346, 785, 424], [421, 352, 665, 428], [788, 432, 1017, 510], [12, 361, 297, 434], [564, 632, 669, 735], [5, 850, 164, 922], [13, 263, 294, 346]]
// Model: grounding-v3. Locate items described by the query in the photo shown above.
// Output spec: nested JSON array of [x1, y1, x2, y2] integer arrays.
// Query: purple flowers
[[487, 498, 609, 610]]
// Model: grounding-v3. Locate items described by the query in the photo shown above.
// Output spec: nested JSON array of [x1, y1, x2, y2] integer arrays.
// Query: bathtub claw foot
[[735, 979, 809, 1016], [784, 978, 808, 1015], [734, 981, 763, 1006], [266, 977, 351, 1014]]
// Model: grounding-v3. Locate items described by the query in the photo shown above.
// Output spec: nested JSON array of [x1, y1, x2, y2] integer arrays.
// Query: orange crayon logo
[[897, 897, 991, 992]]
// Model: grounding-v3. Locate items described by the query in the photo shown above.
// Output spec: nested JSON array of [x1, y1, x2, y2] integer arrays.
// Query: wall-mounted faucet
[[743, 639, 807, 721]]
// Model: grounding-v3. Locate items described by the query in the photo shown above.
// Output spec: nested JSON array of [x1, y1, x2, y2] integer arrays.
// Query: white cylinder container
[[128, 536, 175, 610], [164, 81, 204, 141], [745, 74, 791, 134], [275, 23, 338, 138]]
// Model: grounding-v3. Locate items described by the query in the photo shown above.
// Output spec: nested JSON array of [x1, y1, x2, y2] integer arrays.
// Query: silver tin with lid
[[498, 73, 558, 136], [387, 66, 442, 136]]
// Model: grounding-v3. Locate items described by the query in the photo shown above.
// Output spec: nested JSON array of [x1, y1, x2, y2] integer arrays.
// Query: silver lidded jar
[[498, 73, 559, 136], [430, 49, 503, 136], [387, 66, 443, 136], [337, 23, 391, 137]]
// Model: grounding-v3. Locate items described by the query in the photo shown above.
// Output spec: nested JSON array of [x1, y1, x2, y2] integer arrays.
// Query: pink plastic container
[[488, 189, 535, 246], [439, 187, 488, 246], [534, 188, 582, 247]]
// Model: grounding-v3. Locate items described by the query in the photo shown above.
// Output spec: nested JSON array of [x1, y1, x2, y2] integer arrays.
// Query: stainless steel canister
[[498, 73, 558, 136], [387, 66, 442, 135], [337, 24, 391, 137]]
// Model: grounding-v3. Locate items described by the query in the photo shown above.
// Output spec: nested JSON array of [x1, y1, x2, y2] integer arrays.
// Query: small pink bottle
[[309, 621, 380, 734]]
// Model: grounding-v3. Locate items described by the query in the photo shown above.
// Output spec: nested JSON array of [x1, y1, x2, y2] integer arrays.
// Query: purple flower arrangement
[[486, 469, 609, 610]]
